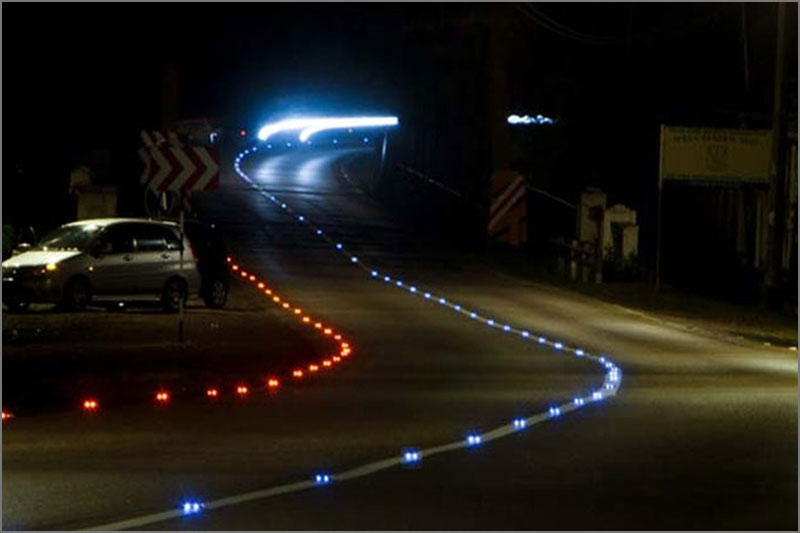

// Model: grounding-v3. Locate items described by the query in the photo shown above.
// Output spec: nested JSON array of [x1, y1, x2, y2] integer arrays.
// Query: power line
[[525, 4, 623, 44], [515, 4, 624, 46], [516, 3, 724, 45]]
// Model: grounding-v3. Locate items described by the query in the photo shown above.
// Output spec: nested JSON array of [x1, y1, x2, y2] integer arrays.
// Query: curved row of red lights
[[1, 257, 353, 422]]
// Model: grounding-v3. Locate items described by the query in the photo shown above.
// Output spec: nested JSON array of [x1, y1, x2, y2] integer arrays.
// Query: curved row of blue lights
[[172, 147, 624, 515], [248, 136, 371, 149]]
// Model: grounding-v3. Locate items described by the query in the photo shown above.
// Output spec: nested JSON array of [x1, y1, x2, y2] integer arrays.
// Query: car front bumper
[[2, 276, 62, 303]]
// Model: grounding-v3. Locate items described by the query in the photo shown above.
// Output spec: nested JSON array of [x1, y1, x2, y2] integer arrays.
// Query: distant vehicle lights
[[507, 113, 556, 125]]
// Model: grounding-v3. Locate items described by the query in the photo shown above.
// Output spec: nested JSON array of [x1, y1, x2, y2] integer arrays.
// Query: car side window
[[131, 224, 182, 252], [132, 225, 167, 252], [96, 225, 135, 254]]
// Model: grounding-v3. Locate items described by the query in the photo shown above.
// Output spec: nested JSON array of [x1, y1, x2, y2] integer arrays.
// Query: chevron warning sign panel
[[138, 131, 220, 212], [488, 170, 527, 246]]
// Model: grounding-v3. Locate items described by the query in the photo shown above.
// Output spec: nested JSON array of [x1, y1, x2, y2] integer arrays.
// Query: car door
[[129, 223, 182, 297], [89, 223, 137, 297]]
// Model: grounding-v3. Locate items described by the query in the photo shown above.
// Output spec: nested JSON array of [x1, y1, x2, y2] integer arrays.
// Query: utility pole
[[488, 6, 511, 173], [763, 3, 788, 309], [161, 62, 180, 132]]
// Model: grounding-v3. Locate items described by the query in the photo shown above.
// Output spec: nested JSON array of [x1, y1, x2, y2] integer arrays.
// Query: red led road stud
[[226, 257, 232, 263], [249, 275, 256, 282], [155, 391, 170, 403], [302, 316, 311, 323], [341, 342, 350, 349], [324, 328, 332, 335], [231, 265, 239, 271], [314, 323, 322, 329], [334, 334, 342, 341], [257, 282, 265, 289], [322, 360, 332, 367], [282, 302, 290, 309], [2, 410, 13, 422], [292, 369, 304, 379], [309, 364, 319, 373], [267, 378, 280, 389], [332, 356, 341, 363], [294, 308, 302, 315], [82, 398, 99, 412], [236, 385, 249, 396], [206, 388, 219, 398], [273, 296, 281, 303]]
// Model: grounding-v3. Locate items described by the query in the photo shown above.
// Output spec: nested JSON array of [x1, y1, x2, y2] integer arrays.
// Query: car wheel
[[203, 279, 228, 308], [4, 300, 29, 313], [63, 277, 91, 311], [162, 278, 187, 313]]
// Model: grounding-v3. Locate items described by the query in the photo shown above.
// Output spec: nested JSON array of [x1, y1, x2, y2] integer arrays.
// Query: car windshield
[[35, 224, 104, 251]]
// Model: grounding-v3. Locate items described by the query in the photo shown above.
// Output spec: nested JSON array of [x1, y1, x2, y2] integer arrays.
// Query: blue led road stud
[[314, 473, 332, 485], [182, 501, 203, 515], [401, 447, 422, 468], [466, 433, 482, 446]]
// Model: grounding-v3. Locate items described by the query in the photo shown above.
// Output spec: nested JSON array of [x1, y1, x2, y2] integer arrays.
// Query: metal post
[[656, 125, 665, 291], [763, 3, 788, 308], [379, 132, 388, 176], [178, 208, 185, 343], [740, 3, 751, 97], [372, 132, 389, 193], [595, 210, 604, 284]]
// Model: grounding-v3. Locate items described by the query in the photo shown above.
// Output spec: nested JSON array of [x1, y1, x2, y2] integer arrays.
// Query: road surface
[[2, 145, 796, 530]]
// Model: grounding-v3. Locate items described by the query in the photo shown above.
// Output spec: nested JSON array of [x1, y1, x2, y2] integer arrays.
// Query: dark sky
[[4, 4, 404, 148], [3, 3, 796, 229], [6, 3, 790, 141]]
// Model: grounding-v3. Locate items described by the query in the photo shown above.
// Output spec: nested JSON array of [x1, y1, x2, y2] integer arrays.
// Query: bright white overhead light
[[257, 116, 399, 142]]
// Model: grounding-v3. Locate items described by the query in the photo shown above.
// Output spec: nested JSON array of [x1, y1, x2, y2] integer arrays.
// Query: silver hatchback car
[[2, 218, 201, 312]]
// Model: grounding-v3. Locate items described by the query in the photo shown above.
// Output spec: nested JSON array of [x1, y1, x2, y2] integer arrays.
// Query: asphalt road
[[2, 145, 797, 530]]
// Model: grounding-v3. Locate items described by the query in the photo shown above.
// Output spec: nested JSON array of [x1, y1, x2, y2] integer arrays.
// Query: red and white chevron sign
[[488, 171, 527, 246], [139, 131, 220, 193]]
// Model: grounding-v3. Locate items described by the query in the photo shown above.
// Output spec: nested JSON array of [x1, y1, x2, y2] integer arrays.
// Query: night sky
[[3, 3, 796, 233]]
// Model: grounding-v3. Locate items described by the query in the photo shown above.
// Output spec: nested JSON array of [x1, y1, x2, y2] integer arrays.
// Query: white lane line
[[82, 149, 622, 531], [85, 387, 616, 531]]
